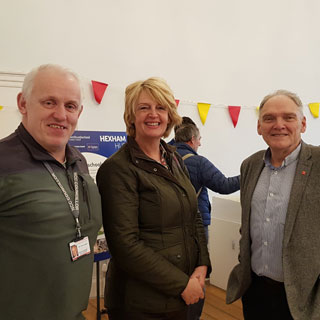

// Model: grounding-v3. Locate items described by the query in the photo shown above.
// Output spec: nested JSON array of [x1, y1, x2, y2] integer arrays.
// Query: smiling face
[[18, 68, 83, 162], [134, 90, 170, 144], [258, 95, 306, 161]]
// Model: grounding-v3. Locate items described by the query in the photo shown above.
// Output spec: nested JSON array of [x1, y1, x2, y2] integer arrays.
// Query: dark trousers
[[108, 307, 188, 320], [187, 298, 204, 320], [242, 273, 293, 320]]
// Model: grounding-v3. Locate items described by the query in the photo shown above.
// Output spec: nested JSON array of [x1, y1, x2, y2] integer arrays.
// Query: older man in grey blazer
[[226, 90, 320, 319]]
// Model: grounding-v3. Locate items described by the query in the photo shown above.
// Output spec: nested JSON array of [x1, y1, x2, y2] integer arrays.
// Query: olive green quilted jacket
[[97, 137, 211, 313]]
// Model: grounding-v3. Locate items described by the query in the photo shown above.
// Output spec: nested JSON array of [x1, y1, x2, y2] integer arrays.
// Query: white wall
[[209, 197, 241, 290], [1, 0, 320, 196]]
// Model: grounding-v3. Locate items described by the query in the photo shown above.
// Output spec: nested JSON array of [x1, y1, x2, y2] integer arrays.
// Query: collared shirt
[[160, 143, 170, 170], [250, 143, 301, 282]]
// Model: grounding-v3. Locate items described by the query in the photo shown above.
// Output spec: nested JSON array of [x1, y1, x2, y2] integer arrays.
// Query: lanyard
[[43, 161, 82, 238]]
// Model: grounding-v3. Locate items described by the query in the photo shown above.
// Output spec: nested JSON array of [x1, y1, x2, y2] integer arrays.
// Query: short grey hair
[[175, 124, 199, 143], [259, 89, 304, 118], [22, 64, 83, 103]]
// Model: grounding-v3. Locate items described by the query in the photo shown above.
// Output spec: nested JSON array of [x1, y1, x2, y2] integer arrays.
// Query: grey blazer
[[226, 142, 320, 320]]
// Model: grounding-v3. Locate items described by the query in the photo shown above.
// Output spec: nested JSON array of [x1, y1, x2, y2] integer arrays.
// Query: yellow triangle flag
[[308, 103, 319, 118], [255, 106, 260, 117], [197, 103, 211, 125], [0, 106, 3, 111]]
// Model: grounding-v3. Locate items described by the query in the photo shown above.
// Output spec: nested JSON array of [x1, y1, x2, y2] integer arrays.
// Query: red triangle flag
[[92, 80, 108, 104], [175, 99, 180, 107], [228, 106, 241, 128]]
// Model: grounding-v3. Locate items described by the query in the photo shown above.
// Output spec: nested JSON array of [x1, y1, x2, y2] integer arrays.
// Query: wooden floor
[[83, 284, 243, 320]]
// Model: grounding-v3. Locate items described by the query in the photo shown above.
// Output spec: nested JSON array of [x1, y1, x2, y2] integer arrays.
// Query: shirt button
[[182, 193, 186, 197], [153, 168, 157, 172], [135, 160, 139, 164], [274, 171, 278, 175], [176, 254, 181, 259], [269, 192, 274, 197], [264, 241, 268, 246], [265, 265, 268, 270], [266, 218, 270, 222]]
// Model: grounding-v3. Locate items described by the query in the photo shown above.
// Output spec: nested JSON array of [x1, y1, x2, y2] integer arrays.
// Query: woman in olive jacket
[[96, 77, 211, 320]]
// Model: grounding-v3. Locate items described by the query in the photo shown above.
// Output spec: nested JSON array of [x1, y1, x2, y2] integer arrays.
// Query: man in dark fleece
[[0, 64, 102, 320]]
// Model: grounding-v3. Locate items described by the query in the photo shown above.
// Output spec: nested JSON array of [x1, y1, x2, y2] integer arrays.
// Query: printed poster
[[69, 130, 127, 181]]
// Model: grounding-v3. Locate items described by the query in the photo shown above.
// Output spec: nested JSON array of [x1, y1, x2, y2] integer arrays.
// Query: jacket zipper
[[81, 176, 91, 220], [172, 184, 192, 275]]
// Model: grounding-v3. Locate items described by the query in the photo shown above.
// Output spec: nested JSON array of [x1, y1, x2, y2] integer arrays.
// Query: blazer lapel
[[241, 154, 265, 239], [283, 143, 312, 247]]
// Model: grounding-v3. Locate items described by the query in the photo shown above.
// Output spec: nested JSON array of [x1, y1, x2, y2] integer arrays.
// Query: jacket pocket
[[156, 243, 186, 271]]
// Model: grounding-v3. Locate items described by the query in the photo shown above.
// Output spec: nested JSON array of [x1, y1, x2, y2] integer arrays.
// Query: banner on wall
[[69, 130, 127, 181]]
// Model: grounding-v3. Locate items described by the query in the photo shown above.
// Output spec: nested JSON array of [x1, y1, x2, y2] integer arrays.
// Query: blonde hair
[[124, 77, 182, 138]]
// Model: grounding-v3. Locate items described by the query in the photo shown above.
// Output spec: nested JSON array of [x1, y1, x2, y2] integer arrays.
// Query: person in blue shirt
[[174, 121, 240, 320], [168, 116, 196, 146], [174, 122, 240, 241]]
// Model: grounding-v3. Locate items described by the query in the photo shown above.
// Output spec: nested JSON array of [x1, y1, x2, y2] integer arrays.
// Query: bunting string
[[1, 76, 320, 128], [175, 99, 319, 127], [177, 100, 257, 110]]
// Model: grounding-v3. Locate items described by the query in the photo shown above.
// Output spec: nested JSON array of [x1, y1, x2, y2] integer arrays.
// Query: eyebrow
[[65, 100, 80, 105], [262, 112, 297, 118], [41, 96, 80, 104], [40, 96, 56, 101]]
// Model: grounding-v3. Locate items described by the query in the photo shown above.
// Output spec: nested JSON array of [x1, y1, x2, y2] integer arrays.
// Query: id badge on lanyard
[[43, 161, 91, 261]]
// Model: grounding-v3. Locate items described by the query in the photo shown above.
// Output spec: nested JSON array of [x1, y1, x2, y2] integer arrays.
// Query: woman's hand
[[181, 277, 204, 305], [190, 265, 208, 289]]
